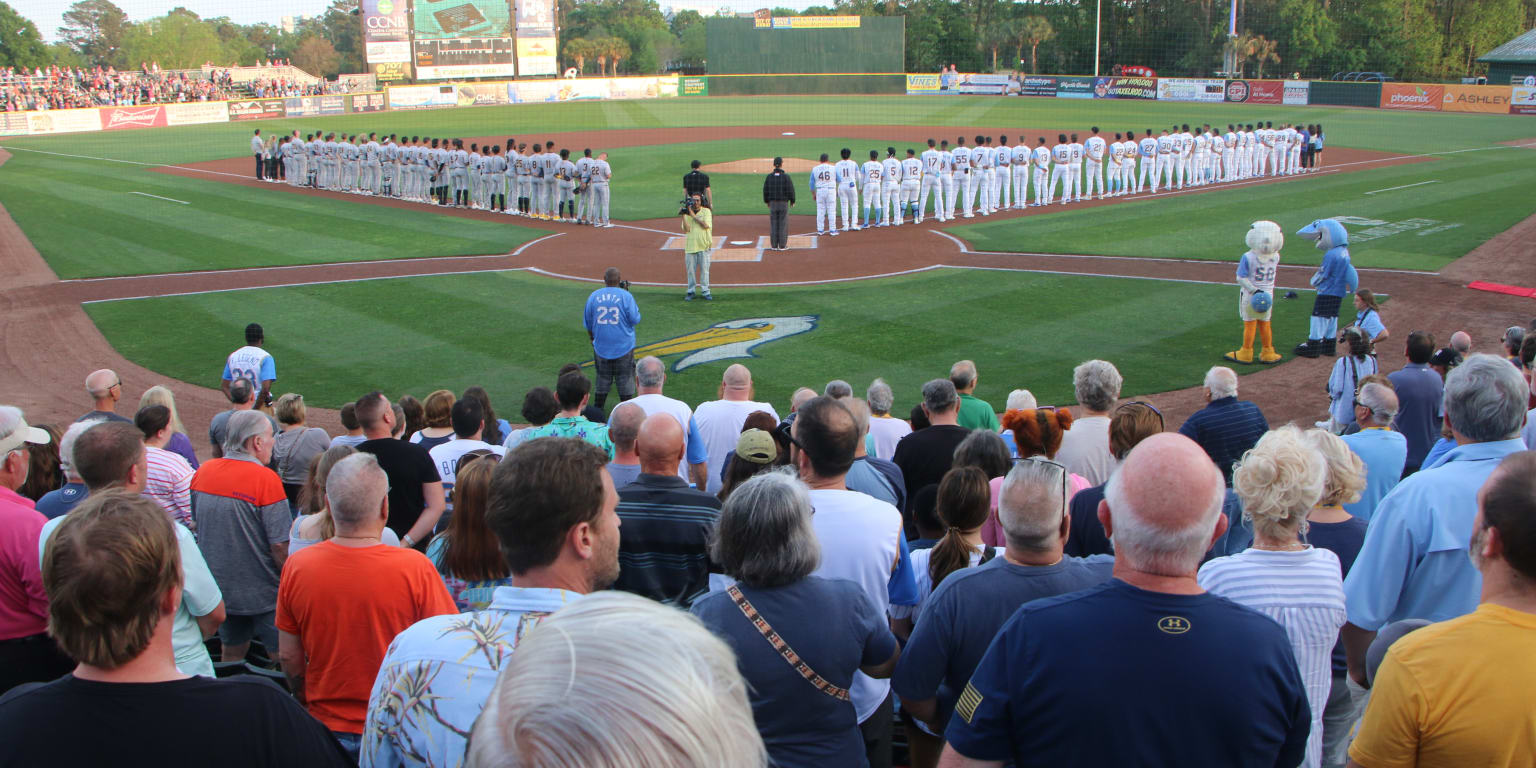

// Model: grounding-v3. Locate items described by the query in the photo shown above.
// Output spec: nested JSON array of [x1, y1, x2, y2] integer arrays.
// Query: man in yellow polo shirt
[[1348, 450, 1536, 768], [680, 193, 713, 301]]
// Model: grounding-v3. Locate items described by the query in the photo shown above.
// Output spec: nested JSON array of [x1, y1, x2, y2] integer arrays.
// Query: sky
[[13, 0, 820, 42]]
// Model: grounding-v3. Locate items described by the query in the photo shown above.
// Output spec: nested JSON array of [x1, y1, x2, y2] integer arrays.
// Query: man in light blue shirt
[[1340, 382, 1407, 523], [362, 437, 621, 768], [1341, 354, 1529, 685], [582, 267, 641, 411]]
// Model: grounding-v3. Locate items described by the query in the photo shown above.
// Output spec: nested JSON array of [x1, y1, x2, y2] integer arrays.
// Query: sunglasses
[[1018, 456, 1071, 517], [457, 449, 503, 474]]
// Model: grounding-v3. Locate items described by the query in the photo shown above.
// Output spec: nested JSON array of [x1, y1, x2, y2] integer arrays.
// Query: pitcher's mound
[[702, 157, 818, 174]]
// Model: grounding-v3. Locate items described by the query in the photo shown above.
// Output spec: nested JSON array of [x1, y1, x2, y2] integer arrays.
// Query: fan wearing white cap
[[0, 404, 74, 693]]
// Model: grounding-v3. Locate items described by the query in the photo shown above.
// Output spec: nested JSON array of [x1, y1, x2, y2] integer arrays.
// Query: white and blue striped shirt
[[1198, 546, 1345, 768]]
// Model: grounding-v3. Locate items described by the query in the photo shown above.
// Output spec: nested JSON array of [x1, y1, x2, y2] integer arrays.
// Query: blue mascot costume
[[1295, 219, 1359, 358]]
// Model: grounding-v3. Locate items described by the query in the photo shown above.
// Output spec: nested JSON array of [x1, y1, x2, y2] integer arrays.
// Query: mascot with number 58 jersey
[[1225, 220, 1285, 365], [1294, 218, 1359, 358]]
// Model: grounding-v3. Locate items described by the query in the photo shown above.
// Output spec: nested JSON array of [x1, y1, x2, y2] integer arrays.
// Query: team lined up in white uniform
[[806, 121, 1315, 235], [271, 131, 615, 227]]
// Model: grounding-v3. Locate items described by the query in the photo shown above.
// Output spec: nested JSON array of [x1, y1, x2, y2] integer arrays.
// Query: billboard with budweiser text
[[1380, 83, 1443, 111], [101, 105, 167, 130], [1225, 79, 1283, 104], [228, 99, 286, 121]]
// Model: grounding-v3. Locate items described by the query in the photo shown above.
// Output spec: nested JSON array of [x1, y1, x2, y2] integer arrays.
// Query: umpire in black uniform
[[763, 157, 795, 251], [683, 160, 711, 207]]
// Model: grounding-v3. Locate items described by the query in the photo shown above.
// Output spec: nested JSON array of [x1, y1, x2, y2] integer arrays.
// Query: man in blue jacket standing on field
[[584, 267, 642, 411]]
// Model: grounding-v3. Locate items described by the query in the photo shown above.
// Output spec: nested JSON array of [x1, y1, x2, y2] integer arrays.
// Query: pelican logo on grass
[[586, 316, 819, 372]]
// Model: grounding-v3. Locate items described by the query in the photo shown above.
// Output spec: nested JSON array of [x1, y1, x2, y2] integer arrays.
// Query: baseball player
[[1067, 133, 1084, 202], [556, 149, 577, 222], [541, 142, 561, 219], [995, 135, 1012, 211], [972, 135, 993, 215], [1011, 135, 1029, 209], [835, 148, 860, 231], [511, 143, 529, 214], [526, 143, 544, 216], [938, 140, 954, 220], [1107, 133, 1123, 197], [486, 145, 507, 212], [575, 148, 595, 224], [1134, 130, 1154, 193], [467, 143, 483, 208], [1084, 127, 1106, 200], [950, 136, 972, 218], [1270, 122, 1285, 177], [1181, 124, 1196, 189], [343, 135, 360, 192], [1189, 128, 1206, 188], [1210, 128, 1226, 185], [982, 136, 1000, 214], [366, 133, 384, 195], [899, 148, 921, 225], [1254, 123, 1269, 177], [1202, 124, 1218, 184], [448, 139, 468, 207], [590, 151, 613, 227], [881, 147, 901, 226], [1124, 131, 1140, 196], [1154, 129, 1174, 192], [1031, 137, 1050, 206], [1047, 135, 1070, 205], [1243, 124, 1257, 180], [918, 139, 941, 223], [811, 153, 838, 236], [1288, 124, 1303, 175], [1224, 125, 1238, 182], [861, 149, 884, 229]]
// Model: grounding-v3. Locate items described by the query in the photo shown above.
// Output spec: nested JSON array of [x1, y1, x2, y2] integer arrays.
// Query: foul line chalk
[[130, 191, 189, 205]]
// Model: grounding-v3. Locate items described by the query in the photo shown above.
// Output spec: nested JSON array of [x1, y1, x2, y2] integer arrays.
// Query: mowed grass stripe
[[82, 268, 1312, 415]]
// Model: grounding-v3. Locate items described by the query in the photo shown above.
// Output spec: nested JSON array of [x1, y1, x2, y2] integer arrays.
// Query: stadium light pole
[[1094, 0, 1102, 77]]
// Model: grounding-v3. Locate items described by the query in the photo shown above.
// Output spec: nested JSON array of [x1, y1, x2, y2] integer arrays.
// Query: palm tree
[[1224, 32, 1257, 77], [606, 37, 631, 76], [563, 38, 591, 74], [1251, 35, 1281, 79], [983, 19, 1019, 72], [1019, 16, 1054, 75]]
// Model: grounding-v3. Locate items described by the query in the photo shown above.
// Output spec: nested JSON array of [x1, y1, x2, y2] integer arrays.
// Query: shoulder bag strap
[[727, 584, 851, 702]]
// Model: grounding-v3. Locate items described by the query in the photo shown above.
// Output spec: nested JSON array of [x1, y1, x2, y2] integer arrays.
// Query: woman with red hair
[[979, 408, 1090, 547]]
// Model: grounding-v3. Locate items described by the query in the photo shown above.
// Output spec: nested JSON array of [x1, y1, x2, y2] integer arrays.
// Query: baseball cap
[[1430, 347, 1462, 369], [0, 406, 51, 455], [734, 429, 777, 465]]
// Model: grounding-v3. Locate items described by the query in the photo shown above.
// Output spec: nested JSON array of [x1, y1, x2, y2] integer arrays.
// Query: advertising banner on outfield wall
[[1093, 76, 1155, 99], [1512, 86, 1536, 115], [27, 108, 102, 134], [0, 112, 30, 136], [1283, 80, 1309, 104], [283, 95, 346, 117], [1380, 83, 1443, 111], [955, 73, 1016, 95], [164, 101, 230, 125], [387, 84, 459, 110], [1439, 84, 1512, 113], [348, 92, 388, 112], [101, 105, 166, 130], [1224, 79, 1282, 104], [507, 76, 678, 103], [455, 83, 510, 106], [905, 74, 940, 94], [1056, 76, 1094, 99], [680, 76, 708, 96], [1020, 76, 1056, 97], [1158, 78, 1225, 102], [228, 99, 286, 120]]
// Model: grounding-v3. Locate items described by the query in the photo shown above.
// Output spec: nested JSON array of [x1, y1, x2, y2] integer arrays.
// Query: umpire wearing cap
[[763, 157, 795, 251], [683, 160, 711, 208]]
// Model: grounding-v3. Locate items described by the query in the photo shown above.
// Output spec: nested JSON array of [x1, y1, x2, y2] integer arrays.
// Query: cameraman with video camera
[[680, 193, 713, 301], [583, 267, 641, 411]]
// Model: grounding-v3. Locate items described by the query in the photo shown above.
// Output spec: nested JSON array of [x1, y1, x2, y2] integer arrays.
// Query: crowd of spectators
[[1, 62, 324, 113], [2, 313, 1535, 767]]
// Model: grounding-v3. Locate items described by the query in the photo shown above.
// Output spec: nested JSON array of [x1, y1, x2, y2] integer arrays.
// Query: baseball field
[[3, 94, 1535, 431]]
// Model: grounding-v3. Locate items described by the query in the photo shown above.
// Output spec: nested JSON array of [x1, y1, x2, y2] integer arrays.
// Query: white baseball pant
[[815, 188, 836, 233]]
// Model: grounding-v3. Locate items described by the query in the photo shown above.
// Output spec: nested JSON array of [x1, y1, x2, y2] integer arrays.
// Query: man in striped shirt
[[136, 404, 194, 529], [1178, 366, 1270, 485], [611, 413, 722, 609]]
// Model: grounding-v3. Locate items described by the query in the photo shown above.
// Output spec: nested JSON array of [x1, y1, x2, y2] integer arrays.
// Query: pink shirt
[[0, 486, 50, 640], [144, 445, 194, 528], [980, 471, 1090, 548]]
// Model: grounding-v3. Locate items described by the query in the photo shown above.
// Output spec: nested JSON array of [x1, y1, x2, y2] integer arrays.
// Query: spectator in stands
[[139, 385, 198, 467], [465, 593, 764, 767], [460, 386, 507, 447], [795, 395, 916, 768], [136, 405, 194, 529], [895, 458, 1115, 768], [844, 398, 906, 511], [1203, 426, 1347, 768], [866, 378, 912, 459], [17, 423, 61, 502], [998, 388, 1039, 457], [1298, 428, 1370, 768], [603, 402, 646, 488], [291, 445, 400, 554], [1388, 330, 1443, 474], [718, 428, 779, 501], [693, 468, 898, 767], [330, 402, 366, 448], [1450, 330, 1472, 357], [824, 379, 853, 399], [0, 491, 353, 767], [1065, 400, 1164, 557], [192, 409, 289, 662], [695, 364, 780, 494], [1503, 326, 1525, 366], [894, 379, 970, 520], [425, 456, 510, 611], [1341, 382, 1406, 523], [1326, 327, 1378, 433], [522, 372, 614, 458], [956, 428, 1016, 549], [629, 356, 709, 486], [891, 466, 996, 641], [396, 395, 424, 440], [355, 391, 444, 551], [209, 378, 277, 459], [276, 453, 456, 757], [427, 398, 505, 496], [503, 386, 559, 451], [951, 360, 999, 432], [41, 420, 226, 679], [1054, 360, 1122, 485], [410, 390, 456, 450], [77, 369, 130, 424], [1348, 451, 1536, 768], [1178, 365, 1269, 484], [0, 405, 70, 692], [34, 421, 92, 519], [613, 413, 721, 607], [1342, 354, 1529, 687], [272, 393, 330, 510], [1429, 346, 1462, 380], [363, 438, 620, 767], [940, 433, 1309, 767]]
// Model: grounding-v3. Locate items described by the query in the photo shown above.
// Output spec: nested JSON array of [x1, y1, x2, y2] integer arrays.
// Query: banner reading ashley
[[1439, 84, 1512, 114], [1380, 83, 1443, 111], [515, 0, 557, 76], [362, 0, 410, 64]]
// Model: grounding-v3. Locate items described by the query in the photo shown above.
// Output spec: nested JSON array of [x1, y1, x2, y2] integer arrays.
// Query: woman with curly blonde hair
[[1199, 426, 1346, 768]]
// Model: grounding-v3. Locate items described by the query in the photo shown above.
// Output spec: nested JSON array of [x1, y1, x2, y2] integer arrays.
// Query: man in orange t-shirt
[[276, 453, 456, 758]]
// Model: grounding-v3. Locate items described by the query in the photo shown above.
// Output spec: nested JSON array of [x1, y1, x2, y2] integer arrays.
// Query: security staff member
[[763, 157, 796, 251], [683, 159, 711, 208]]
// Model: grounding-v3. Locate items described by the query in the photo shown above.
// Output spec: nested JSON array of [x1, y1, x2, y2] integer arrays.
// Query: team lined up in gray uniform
[[271, 131, 614, 226]]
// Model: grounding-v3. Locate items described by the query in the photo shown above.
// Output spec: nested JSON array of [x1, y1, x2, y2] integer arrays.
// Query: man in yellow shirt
[[680, 193, 713, 301], [1348, 450, 1536, 768]]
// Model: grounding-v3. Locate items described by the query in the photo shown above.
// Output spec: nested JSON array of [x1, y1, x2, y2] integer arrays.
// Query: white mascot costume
[[1225, 220, 1284, 365]]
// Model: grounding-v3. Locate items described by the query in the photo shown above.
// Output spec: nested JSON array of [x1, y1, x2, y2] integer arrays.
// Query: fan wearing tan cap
[[0, 404, 74, 692], [719, 429, 779, 502]]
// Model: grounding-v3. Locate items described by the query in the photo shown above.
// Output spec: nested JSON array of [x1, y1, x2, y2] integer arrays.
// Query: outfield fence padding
[[705, 16, 904, 97]]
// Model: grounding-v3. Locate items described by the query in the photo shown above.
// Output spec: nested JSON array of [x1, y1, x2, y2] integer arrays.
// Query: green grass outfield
[[81, 267, 1313, 414], [3, 96, 1534, 277]]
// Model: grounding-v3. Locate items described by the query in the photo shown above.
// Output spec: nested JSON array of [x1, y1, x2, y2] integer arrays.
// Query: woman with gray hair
[[691, 468, 899, 768], [865, 378, 911, 459], [1199, 426, 1347, 768]]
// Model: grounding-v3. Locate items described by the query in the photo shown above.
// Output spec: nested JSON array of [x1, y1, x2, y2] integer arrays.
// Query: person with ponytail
[[891, 466, 999, 639], [981, 408, 1090, 547]]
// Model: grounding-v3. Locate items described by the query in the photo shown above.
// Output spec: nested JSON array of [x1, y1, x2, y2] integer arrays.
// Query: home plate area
[[659, 234, 819, 262]]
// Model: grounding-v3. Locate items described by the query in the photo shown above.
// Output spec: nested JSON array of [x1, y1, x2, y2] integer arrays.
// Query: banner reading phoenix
[[1380, 83, 1443, 111]]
